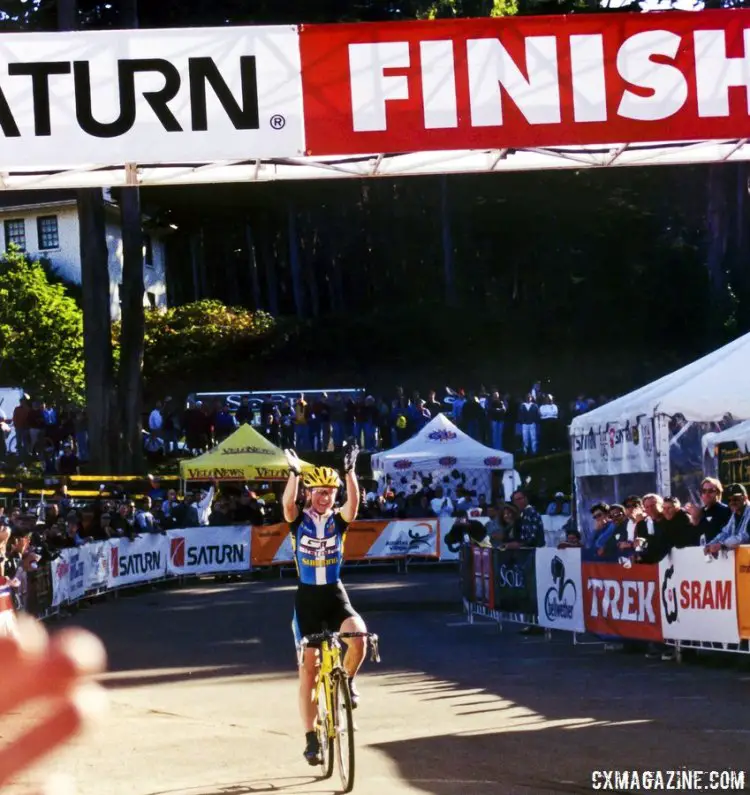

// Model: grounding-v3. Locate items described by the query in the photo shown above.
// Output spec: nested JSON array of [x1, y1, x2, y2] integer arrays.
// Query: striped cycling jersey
[[290, 509, 349, 585]]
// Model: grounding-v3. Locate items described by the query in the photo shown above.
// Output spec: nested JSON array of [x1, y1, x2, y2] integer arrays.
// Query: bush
[[113, 299, 276, 393]]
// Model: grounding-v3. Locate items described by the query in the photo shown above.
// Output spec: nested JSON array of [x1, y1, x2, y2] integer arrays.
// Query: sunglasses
[[592, 512, 605, 519], [728, 496, 745, 503], [701, 488, 718, 494]]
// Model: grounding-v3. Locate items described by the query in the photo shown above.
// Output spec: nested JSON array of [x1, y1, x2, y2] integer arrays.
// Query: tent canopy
[[570, 331, 750, 433], [702, 420, 750, 458], [179, 423, 313, 481], [371, 413, 513, 477]]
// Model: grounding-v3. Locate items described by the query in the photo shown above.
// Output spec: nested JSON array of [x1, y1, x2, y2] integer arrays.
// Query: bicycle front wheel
[[317, 680, 334, 779], [333, 672, 355, 792]]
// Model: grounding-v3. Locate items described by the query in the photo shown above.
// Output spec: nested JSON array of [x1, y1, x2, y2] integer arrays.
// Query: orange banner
[[736, 547, 750, 639], [249, 519, 438, 566], [250, 523, 290, 567]]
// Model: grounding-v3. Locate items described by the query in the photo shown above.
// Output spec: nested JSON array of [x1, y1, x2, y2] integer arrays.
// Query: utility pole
[[116, 0, 147, 473], [59, 0, 116, 473]]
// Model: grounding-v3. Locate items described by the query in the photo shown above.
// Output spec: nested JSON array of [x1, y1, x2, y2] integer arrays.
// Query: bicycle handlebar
[[299, 631, 381, 663]]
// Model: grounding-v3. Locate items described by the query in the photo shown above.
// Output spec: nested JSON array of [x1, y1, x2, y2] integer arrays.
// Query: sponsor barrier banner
[[86, 542, 110, 591], [571, 419, 655, 477], [472, 546, 494, 608], [167, 527, 251, 576], [250, 519, 439, 566], [251, 523, 294, 567], [51, 554, 72, 608], [493, 548, 537, 615], [737, 547, 750, 640], [535, 548, 585, 633], [0, 26, 304, 169], [659, 548, 740, 644], [583, 562, 662, 641], [299, 11, 750, 157], [65, 547, 87, 604], [108, 535, 168, 588], [363, 519, 438, 559]]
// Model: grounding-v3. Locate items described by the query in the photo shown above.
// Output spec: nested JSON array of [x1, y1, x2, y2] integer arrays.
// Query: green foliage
[[112, 299, 276, 391], [0, 246, 84, 402]]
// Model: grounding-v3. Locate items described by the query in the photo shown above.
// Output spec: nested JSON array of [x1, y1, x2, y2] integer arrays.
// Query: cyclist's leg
[[339, 614, 367, 679], [292, 608, 319, 732]]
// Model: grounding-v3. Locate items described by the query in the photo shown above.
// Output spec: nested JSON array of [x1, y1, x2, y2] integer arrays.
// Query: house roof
[[0, 189, 78, 212]]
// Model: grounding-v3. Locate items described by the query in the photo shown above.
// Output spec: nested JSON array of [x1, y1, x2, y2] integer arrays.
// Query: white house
[[0, 188, 169, 320]]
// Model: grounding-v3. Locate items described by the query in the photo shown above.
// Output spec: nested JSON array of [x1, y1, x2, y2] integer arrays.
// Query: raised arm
[[340, 441, 360, 524], [283, 449, 302, 523]]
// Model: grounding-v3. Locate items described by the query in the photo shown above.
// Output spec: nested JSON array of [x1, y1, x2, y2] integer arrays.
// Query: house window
[[37, 215, 59, 250], [143, 234, 154, 268], [147, 292, 156, 309], [4, 219, 25, 250]]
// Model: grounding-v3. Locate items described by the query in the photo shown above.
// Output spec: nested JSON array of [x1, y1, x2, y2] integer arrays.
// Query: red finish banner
[[300, 10, 750, 156], [582, 562, 663, 642]]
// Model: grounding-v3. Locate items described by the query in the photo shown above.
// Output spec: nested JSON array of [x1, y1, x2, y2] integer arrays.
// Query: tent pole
[[654, 414, 671, 496]]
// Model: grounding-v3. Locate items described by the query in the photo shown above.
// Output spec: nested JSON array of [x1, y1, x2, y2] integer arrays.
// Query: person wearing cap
[[545, 492, 570, 516], [705, 484, 750, 556]]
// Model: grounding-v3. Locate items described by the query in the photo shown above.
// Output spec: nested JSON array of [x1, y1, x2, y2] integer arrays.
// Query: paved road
[[9, 570, 750, 795]]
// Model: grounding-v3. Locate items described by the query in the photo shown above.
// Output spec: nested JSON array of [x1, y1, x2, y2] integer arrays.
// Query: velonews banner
[[535, 548, 585, 633], [2, 11, 750, 173], [167, 526, 251, 576], [582, 562, 662, 641], [493, 548, 537, 615], [737, 547, 750, 640], [659, 548, 740, 644], [109, 535, 168, 588]]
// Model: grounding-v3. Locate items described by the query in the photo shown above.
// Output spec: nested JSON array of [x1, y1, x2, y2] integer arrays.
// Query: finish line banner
[[3, 10, 750, 171]]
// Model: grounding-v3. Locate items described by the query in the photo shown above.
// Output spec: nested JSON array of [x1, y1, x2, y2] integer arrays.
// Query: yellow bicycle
[[298, 630, 381, 793]]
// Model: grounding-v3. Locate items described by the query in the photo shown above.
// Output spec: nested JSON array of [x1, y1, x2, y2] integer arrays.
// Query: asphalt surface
[[8, 569, 750, 795]]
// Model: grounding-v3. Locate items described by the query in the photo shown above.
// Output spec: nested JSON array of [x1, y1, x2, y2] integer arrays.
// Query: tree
[[0, 247, 85, 402]]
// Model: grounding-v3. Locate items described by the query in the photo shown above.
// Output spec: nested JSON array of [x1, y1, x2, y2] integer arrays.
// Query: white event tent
[[569, 331, 750, 512], [371, 413, 515, 502], [702, 421, 750, 458]]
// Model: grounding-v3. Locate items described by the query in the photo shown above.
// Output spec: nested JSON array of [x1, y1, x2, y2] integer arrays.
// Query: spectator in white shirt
[[192, 483, 216, 526], [430, 486, 454, 516], [538, 394, 560, 452]]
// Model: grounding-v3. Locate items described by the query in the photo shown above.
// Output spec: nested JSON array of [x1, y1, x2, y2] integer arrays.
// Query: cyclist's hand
[[284, 448, 302, 476], [343, 438, 359, 474], [0, 616, 108, 791]]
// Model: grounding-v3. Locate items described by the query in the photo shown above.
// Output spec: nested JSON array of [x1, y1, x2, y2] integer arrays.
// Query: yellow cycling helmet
[[302, 466, 342, 489]]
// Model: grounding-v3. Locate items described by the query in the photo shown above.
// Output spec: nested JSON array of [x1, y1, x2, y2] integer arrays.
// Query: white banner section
[[369, 519, 439, 558], [109, 535, 168, 588], [535, 548, 585, 632], [659, 547, 740, 644], [167, 526, 251, 575], [0, 26, 304, 169], [571, 419, 655, 477]]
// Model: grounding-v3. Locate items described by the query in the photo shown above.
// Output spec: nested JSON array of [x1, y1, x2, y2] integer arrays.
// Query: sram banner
[[659, 548, 740, 644], [109, 535, 167, 588], [582, 562, 662, 641], [0, 26, 303, 168], [300, 10, 750, 155], [167, 526, 251, 576]]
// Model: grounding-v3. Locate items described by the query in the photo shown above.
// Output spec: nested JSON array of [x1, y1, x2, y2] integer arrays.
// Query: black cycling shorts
[[292, 581, 360, 648]]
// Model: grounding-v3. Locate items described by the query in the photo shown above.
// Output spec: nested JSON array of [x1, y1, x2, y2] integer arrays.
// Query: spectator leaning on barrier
[[686, 477, 731, 539], [705, 484, 750, 558], [592, 504, 624, 561]]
